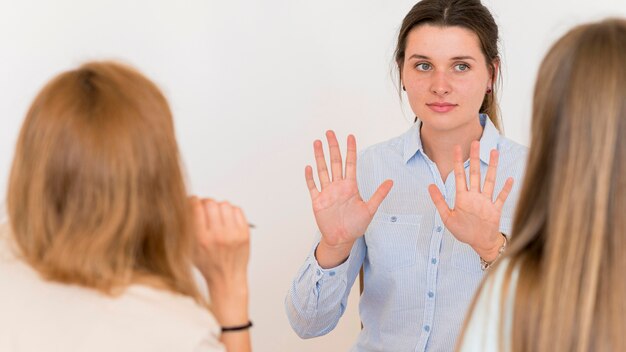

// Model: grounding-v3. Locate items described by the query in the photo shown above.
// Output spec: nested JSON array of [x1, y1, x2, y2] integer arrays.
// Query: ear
[[489, 57, 500, 87]]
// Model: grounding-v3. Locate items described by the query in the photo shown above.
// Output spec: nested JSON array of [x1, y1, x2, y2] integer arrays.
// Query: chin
[[419, 114, 475, 132]]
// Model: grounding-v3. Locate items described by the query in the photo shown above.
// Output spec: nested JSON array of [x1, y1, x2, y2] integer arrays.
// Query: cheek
[[404, 85, 428, 113], [455, 77, 488, 107]]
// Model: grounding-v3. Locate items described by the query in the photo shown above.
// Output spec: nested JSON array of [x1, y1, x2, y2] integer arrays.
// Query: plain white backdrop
[[1, 1, 625, 351]]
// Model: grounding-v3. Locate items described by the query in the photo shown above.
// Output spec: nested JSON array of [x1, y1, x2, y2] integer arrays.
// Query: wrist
[[208, 278, 249, 324], [221, 321, 253, 333], [472, 232, 505, 261], [209, 293, 249, 326], [315, 240, 354, 269], [478, 233, 508, 270]]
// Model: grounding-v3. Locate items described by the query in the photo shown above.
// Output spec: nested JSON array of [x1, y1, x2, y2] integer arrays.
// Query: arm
[[285, 236, 365, 338], [286, 131, 392, 337], [191, 197, 251, 352]]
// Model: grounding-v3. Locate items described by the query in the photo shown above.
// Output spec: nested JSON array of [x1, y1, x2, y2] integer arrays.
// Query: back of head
[[7, 62, 199, 300], [505, 18, 626, 351]]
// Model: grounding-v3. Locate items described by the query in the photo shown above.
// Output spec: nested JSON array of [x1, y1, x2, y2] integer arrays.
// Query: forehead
[[405, 24, 484, 60]]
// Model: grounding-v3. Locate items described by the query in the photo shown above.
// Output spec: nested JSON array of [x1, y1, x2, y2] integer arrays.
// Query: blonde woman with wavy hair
[[458, 18, 626, 351], [0, 62, 252, 352]]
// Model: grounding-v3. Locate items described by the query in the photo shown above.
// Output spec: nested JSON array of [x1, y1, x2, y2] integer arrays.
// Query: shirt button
[[316, 269, 321, 276], [428, 291, 434, 298], [424, 325, 430, 332], [329, 271, 335, 276], [436, 226, 443, 232], [390, 216, 398, 222], [431, 258, 437, 264]]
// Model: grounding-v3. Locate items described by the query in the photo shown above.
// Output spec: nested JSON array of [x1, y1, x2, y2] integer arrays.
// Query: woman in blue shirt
[[286, 0, 527, 351]]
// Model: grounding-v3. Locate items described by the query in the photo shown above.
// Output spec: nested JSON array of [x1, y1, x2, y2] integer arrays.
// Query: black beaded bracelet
[[221, 321, 253, 333]]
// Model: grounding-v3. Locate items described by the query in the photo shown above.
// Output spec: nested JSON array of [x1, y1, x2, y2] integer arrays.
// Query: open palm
[[428, 141, 513, 254], [306, 131, 393, 248]]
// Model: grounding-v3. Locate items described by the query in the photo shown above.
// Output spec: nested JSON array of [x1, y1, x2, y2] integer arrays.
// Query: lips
[[426, 102, 457, 113]]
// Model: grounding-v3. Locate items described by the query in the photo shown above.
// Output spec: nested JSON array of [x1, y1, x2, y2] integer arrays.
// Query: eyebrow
[[407, 54, 477, 61]]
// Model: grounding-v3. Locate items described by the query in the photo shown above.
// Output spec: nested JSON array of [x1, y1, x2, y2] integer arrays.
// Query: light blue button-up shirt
[[286, 115, 528, 352]]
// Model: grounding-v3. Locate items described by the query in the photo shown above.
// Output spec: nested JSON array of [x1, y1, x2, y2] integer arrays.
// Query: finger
[[366, 179, 393, 214], [203, 199, 222, 231], [313, 139, 331, 189], [469, 141, 481, 192], [219, 201, 235, 228], [190, 196, 206, 236], [344, 134, 357, 180], [233, 206, 248, 229], [428, 184, 451, 223], [326, 130, 343, 181], [305, 165, 320, 199], [482, 149, 499, 199], [233, 207, 251, 242], [454, 145, 468, 193], [494, 177, 514, 210]]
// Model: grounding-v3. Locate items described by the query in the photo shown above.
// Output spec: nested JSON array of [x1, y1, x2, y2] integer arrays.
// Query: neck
[[420, 118, 483, 180]]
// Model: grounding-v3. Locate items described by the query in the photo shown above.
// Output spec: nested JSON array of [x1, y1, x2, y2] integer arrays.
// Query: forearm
[[285, 275, 349, 338], [208, 273, 249, 322], [220, 331, 251, 352], [286, 240, 364, 337], [315, 240, 355, 269], [208, 278, 251, 352]]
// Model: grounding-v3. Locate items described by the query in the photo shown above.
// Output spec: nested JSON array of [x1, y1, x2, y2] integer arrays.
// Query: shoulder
[[358, 131, 407, 163], [79, 286, 223, 351], [0, 222, 19, 261], [458, 259, 519, 352], [497, 135, 529, 163], [0, 243, 222, 351], [496, 136, 529, 183], [116, 285, 220, 334], [355, 129, 413, 193]]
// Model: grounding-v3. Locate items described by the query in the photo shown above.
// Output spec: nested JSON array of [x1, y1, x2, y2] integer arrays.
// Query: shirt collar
[[402, 114, 500, 164]]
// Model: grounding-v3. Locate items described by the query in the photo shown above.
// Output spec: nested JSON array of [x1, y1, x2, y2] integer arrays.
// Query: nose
[[430, 71, 451, 95]]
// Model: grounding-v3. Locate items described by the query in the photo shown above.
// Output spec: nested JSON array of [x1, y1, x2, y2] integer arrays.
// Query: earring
[[486, 87, 492, 94], [402, 86, 406, 91]]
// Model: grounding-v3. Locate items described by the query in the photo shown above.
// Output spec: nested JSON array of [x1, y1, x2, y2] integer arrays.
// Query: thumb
[[428, 184, 450, 222], [366, 179, 393, 214]]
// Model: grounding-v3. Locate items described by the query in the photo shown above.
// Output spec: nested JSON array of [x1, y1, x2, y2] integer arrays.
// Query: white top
[[0, 223, 225, 352], [457, 259, 518, 352]]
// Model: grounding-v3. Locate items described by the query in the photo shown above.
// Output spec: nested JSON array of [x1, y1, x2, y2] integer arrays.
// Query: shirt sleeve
[[284, 235, 365, 338]]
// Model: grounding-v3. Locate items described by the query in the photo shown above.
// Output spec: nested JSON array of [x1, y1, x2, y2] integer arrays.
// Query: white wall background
[[1, 1, 624, 351]]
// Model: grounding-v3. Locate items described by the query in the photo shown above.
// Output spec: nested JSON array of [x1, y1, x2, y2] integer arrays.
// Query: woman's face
[[402, 24, 495, 133]]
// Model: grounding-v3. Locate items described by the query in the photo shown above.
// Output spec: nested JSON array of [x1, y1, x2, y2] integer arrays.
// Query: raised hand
[[305, 131, 393, 268], [190, 197, 250, 328], [427, 141, 513, 261]]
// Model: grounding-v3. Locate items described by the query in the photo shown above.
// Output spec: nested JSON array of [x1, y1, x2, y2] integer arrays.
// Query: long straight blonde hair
[[7, 61, 203, 303], [460, 18, 626, 351]]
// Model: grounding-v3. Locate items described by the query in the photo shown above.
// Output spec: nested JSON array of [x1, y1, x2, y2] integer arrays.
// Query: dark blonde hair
[[395, 0, 502, 129], [460, 18, 626, 351], [7, 61, 202, 302]]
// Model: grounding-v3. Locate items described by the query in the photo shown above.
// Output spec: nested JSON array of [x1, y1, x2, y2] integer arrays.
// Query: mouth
[[426, 102, 457, 113]]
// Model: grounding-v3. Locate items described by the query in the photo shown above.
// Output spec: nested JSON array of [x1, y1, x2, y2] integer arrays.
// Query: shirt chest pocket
[[365, 213, 422, 271]]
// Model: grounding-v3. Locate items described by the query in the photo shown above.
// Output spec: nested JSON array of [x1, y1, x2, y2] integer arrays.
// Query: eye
[[415, 62, 432, 71], [454, 63, 470, 72]]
